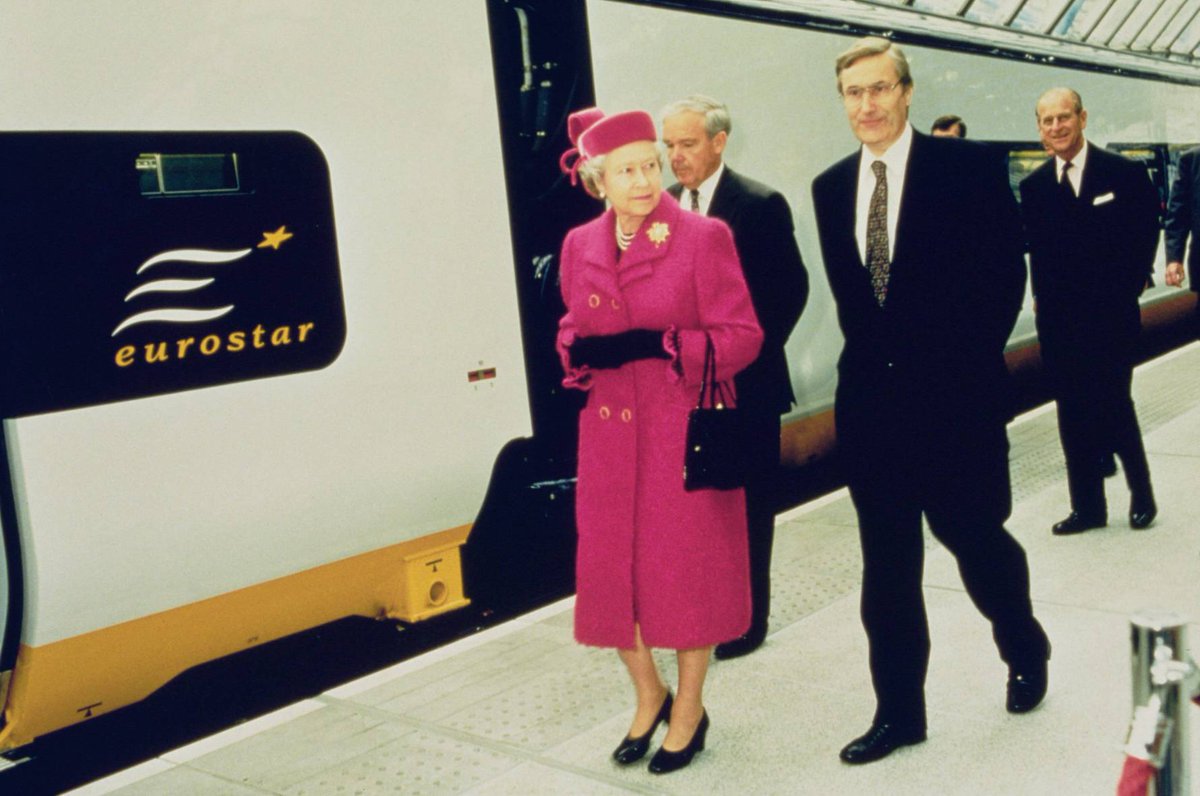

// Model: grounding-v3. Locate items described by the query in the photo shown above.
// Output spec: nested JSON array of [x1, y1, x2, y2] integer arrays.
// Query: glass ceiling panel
[[1087, 0, 1141, 42], [1156, 0, 1200, 49], [912, 0, 969, 13], [760, 0, 1200, 77], [1132, 0, 1189, 49], [1010, 0, 1076, 33], [1058, 0, 1118, 38], [1174, 7, 1200, 50], [1109, 0, 1166, 48], [964, 0, 1026, 24]]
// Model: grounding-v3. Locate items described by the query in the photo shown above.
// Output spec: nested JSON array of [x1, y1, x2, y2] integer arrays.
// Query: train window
[[137, 152, 241, 196]]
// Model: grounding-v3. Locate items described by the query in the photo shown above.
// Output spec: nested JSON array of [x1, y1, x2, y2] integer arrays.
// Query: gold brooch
[[647, 221, 670, 247]]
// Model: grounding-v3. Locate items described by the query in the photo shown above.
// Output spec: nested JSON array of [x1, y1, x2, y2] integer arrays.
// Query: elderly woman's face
[[600, 140, 662, 224]]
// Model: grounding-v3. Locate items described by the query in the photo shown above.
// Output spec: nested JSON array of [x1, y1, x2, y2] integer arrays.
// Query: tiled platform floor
[[75, 343, 1200, 795]]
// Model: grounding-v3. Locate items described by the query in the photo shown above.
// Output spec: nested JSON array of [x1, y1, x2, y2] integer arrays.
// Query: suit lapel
[[708, 168, 738, 220], [833, 154, 865, 270], [891, 133, 927, 270], [1077, 145, 1111, 206]]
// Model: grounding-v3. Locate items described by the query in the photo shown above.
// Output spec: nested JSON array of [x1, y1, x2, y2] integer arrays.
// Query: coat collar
[[581, 192, 683, 288]]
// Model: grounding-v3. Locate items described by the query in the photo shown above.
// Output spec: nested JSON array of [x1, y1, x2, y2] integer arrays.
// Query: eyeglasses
[[841, 81, 903, 105]]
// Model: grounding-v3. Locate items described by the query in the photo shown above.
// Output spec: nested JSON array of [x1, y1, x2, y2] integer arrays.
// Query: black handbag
[[683, 336, 749, 491]]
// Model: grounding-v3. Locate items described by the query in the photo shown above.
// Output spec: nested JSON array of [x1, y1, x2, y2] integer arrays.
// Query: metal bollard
[[1127, 610, 1199, 795]]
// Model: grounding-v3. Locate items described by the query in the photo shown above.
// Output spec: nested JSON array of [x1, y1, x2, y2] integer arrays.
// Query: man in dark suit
[[810, 37, 1050, 765], [661, 95, 809, 660], [1019, 88, 1160, 536], [1165, 145, 1199, 336]]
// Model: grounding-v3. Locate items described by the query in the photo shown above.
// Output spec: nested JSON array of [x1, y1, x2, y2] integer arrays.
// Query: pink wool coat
[[557, 192, 763, 650]]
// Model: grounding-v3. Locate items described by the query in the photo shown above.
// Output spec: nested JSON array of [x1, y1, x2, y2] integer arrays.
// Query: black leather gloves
[[569, 329, 669, 370]]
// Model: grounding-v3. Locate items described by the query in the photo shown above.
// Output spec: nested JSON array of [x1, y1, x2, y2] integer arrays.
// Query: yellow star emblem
[[646, 221, 670, 247], [257, 225, 294, 250]]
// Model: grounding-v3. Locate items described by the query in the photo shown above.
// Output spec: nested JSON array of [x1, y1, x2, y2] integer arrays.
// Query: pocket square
[[1093, 192, 1115, 206]]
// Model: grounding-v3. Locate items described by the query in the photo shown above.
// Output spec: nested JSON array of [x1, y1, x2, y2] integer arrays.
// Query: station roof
[[636, 0, 1200, 84]]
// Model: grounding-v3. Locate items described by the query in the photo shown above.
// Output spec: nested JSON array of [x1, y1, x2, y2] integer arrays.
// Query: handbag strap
[[698, 335, 732, 409]]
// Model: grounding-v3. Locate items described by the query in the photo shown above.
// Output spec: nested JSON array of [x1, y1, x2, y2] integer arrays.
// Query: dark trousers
[[1046, 338, 1153, 516], [846, 424, 1047, 727], [742, 411, 781, 633]]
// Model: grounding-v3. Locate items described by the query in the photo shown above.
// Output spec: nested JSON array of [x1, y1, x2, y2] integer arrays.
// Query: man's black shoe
[[1006, 653, 1049, 713], [1051, 511, 1106, 535], [838, 722, 926, 764], [1129, 498, 1157, 530]]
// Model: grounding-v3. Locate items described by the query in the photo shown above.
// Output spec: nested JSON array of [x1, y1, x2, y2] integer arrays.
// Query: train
[[0, 0, 1197, 757]]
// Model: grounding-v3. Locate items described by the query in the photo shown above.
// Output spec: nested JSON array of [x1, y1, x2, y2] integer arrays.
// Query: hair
[[576, 143, 668, 199], [660, 94, 732, 138], [1035, 87, 1084, 117], [835, 36, 912, 93], [577, 153, 608, 198], [931, 114, 966, 137]]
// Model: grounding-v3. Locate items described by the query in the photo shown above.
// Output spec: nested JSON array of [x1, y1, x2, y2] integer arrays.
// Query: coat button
[[599, 405, 611, 420], [610, 298, 621, 310], [620, 408, 632, 422], [588, 294, 601, 309]]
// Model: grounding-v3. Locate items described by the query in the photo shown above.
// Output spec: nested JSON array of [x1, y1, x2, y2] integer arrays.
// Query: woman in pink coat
[[556, 108, 763, 774]]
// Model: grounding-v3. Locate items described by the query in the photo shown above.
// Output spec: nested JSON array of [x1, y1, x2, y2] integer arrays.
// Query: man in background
[[661, 95, 809, 660], [1019, 88, 1160, 535], [1165, 145, 1199, 338], [930, 114, 965, 137]]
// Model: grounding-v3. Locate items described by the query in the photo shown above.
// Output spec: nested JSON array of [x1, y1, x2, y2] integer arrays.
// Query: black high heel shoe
[[648, 710, 708, 774], [612, 690, 672, 765]]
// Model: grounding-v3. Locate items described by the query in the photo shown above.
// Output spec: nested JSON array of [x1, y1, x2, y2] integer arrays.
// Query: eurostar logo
[[111, 224, 319, 369], [112, 225, 295, 337]]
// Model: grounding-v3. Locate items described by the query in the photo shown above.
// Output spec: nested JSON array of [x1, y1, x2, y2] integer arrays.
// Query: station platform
[[72, 343, 1200, 795]]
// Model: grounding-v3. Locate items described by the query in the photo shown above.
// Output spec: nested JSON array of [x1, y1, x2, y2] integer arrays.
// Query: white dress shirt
[[685, 162, 725, 216], [855, 123, 914, 264], [1055, 139, 1089, 197]]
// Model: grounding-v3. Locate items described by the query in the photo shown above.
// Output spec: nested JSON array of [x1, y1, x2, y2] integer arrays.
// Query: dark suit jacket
[[811, 132, 1026, 473], [670, 168, 808, 415], [1019, 143, 1160, 349], [1166, 145, 1200, 290]]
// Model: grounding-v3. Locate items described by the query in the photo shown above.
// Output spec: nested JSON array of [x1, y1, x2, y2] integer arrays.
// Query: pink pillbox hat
[[559, 107, 657, 185]]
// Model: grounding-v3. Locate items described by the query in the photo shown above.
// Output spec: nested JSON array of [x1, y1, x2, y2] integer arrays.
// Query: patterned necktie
[[689, 188, 700, 213], [1059, 160, 1075, 200], [866, 160, 890, 306]]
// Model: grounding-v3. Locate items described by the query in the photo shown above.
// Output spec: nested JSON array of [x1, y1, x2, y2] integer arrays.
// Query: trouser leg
[[923, 425, 1048, 664], [1055, 388, 1106, 518], [742, 412, 780, 632], [848, 478, 928, 728], [1106, 364, 1154, 501]]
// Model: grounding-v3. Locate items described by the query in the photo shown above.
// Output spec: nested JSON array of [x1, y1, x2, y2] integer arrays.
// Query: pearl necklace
[[616, 221, 636, 251]]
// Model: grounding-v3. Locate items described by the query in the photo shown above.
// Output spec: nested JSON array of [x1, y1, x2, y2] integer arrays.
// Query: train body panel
[[0, 0, 530, 745]]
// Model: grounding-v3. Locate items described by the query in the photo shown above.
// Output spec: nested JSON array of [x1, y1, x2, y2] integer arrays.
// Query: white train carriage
[[0, 2, 533, 751]]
